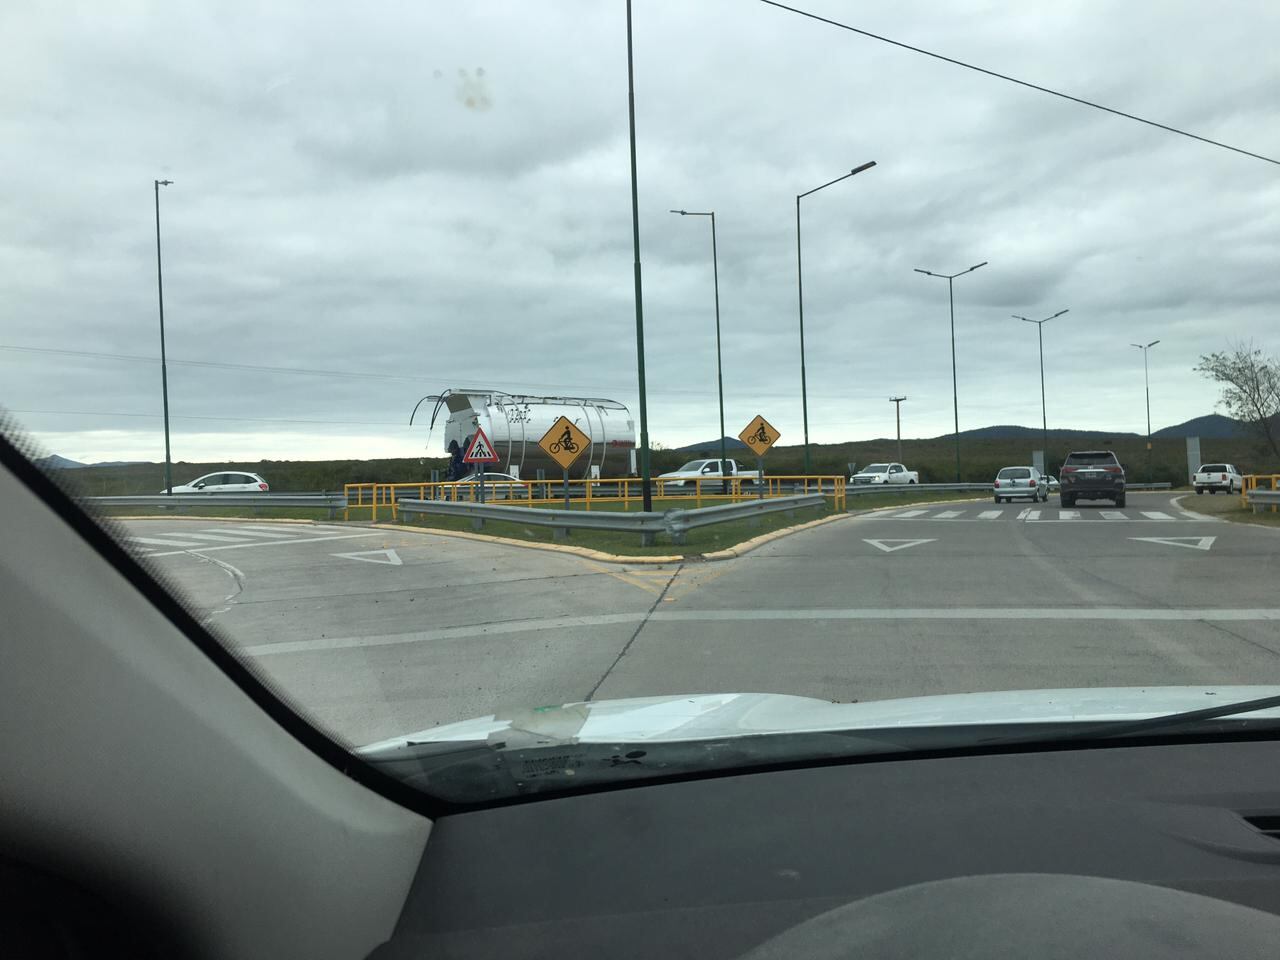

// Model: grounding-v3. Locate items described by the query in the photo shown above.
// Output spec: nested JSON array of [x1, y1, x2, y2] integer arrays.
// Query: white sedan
[[166, 471, 269, 493]]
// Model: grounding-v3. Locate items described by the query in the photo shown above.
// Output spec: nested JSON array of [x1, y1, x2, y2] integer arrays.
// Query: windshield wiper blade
[[987, 693, 1280, 747]]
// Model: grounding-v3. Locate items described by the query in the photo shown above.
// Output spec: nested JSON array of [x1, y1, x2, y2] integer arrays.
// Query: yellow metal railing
[[343, 475, 846, 520], [1242, 474, 1280, 513]]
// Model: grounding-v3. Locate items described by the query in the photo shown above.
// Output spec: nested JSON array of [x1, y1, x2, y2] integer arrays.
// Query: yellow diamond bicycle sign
[[738, 415, 780, 457], [538, 416, 591, 470]]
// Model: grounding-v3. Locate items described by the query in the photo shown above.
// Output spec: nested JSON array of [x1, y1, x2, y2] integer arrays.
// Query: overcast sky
[[2, 0, 1278, 463]]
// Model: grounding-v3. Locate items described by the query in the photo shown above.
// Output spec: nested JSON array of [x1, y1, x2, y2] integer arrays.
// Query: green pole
[[625, 0, 652, 511]]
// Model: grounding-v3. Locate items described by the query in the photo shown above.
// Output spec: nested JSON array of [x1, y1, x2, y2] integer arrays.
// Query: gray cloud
[[2, 0, 1277, 462]]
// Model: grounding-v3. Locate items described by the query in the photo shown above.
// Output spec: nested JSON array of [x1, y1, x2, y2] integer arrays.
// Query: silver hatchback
[[993, 466, 1047, 503]]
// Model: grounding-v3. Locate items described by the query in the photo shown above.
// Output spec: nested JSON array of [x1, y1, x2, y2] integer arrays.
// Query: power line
[[0, 342, 891, 404], [758, 0, 1280, 167], [10, 409, 404, 427]]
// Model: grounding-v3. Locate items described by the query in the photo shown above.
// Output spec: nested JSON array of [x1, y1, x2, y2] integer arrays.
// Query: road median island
[[1173, 492, 1280, 529], [385, 498, 844, 561]]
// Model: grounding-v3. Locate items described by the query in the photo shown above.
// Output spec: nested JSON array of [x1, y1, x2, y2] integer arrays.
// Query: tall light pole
[[796, 160, 876, 474], [1013, 309, 1068, 465], [889, 395, 907, 464], [671, 209, 728, 493], [1131, 339, 1160, 480], [624, 0, 653, 510], [914, 261, 988, 481], [154, 178, 174, 496]]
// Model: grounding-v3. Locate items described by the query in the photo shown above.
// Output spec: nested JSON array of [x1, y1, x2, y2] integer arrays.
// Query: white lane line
[[1059, 510, 1081, 520], [933, 510, 964, 519], [243, 607, 1280, 657], [207, 527, 300, 539], [1100, 511, 1127, 520], [174, 532, 262, 543], [893, 509, 928, 518], [978, 510, 1002, 520], [129, 536, 207, 547], [1141, 511, 1175, 521], [144, 532, 381, 558], [1026, 509, 1041, 521]]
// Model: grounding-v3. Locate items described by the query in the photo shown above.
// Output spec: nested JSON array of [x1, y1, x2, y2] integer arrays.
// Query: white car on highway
[[658, 458, 761, 488], [850, 462, 919, 485], [1194, 463, 1242, 495], [166, 471, 269, 493], [993, 465, 1047, 503]]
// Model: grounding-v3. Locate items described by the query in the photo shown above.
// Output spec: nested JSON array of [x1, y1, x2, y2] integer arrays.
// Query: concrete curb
[[699, 512, 852, 560], [372, 507, 847, 565], [108, 515, 330, 525], [368, 522, 685, 565]]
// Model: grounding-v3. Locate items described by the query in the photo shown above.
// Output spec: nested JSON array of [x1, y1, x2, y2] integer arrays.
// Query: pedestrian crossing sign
[[463, 427, 500, 463]]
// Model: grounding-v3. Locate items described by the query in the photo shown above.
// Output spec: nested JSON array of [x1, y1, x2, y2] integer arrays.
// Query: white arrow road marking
[[864, 538, 937, 553], [331, 548, 403, 565], [1130, 536, 1216, 551]]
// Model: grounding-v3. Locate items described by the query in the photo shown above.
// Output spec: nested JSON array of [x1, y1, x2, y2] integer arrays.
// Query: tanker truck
[[411, 389, 637, 480]]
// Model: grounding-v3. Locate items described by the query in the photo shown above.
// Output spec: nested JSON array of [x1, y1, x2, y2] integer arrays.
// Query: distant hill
[[673, 436, 750, 454], [947, 425, 1140, 441], [34, 454, 87, 469], [1151, 414, 1256, 440]]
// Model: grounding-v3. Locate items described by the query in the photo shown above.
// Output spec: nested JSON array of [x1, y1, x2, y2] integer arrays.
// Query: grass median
[[395, 497, 840, 557], [1179, 490, 1280, 528]]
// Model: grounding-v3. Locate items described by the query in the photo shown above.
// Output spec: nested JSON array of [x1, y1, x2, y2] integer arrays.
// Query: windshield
[[5, 1, 1279, 807]]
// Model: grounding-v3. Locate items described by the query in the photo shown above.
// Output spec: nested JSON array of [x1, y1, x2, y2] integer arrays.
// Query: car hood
[[361, 685, 1280, 751]]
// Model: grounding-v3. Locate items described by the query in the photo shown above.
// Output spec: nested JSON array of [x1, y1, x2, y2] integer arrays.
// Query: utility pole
[[154, 178, 174, 495], [625, 0, 652, 510], [889, 396, 907, 464]]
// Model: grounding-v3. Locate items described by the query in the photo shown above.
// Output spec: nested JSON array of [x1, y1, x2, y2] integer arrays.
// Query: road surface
[[118, 492, 1280, 745]]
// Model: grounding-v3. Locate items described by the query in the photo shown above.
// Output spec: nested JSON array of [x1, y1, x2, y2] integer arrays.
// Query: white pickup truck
[[1193, 463, 1243, 494], [658, 458, 762, 488], [850, 462, 919, 485]]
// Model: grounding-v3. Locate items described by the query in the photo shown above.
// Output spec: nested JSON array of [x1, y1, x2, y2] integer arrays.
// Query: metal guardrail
[[84, 493, 348, 519], [1246, 489, 1280, 514], [846, 483, 990, 496], [1126, 482, 1173, 490], [395, 493, 825, 546]]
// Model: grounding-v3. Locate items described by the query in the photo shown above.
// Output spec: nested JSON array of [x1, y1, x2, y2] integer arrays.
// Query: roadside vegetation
[[1179, 490, 1280, 528]]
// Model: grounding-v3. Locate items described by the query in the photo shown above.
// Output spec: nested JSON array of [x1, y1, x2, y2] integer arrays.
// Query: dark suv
[[1059, 450, 1126, 507]]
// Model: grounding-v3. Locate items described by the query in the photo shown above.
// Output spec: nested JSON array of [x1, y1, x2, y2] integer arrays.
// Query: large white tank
[[412, 389, 637, 479]]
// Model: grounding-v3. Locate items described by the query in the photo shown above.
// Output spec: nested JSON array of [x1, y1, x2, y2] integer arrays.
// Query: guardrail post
[[665, 509, 688, 545], [472, 517, 484, 532], [553, 526, 570, 540], [640, 530, 655, 546]]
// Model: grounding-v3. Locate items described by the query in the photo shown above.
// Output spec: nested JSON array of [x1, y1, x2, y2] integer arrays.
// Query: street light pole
[[889, 396, 907, 464], [154, 178, 174, 495], [624, 0, 653, 511], [796, 160, 876, 474], [671, 209, 727, 493], [914, 261, 988, 482], [1013, 309, 1068, 466], [1131, 339, 1160, 480]]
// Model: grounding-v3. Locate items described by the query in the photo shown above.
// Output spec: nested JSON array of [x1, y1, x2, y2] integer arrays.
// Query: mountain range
[[673, 414, 1262, 452]]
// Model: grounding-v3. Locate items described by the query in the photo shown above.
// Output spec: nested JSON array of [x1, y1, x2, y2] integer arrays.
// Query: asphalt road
[[120, 492, 1280, 746]]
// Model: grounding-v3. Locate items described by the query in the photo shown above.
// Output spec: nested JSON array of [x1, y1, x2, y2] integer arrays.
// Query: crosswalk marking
[[223, 526, 302, 538], [893, 509, 928, 518], [1016, 508, 1031, 520], [129, 536, 206, 547], [1100, 511, 1126, 520], [934, 510, 963, 519], [178, 532, 262, 542], [1141, 511, 1174, 521], [1026, 509, 1041, 520], [1058, 510, 1080, 520], [978, 510, 1002, 520]]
